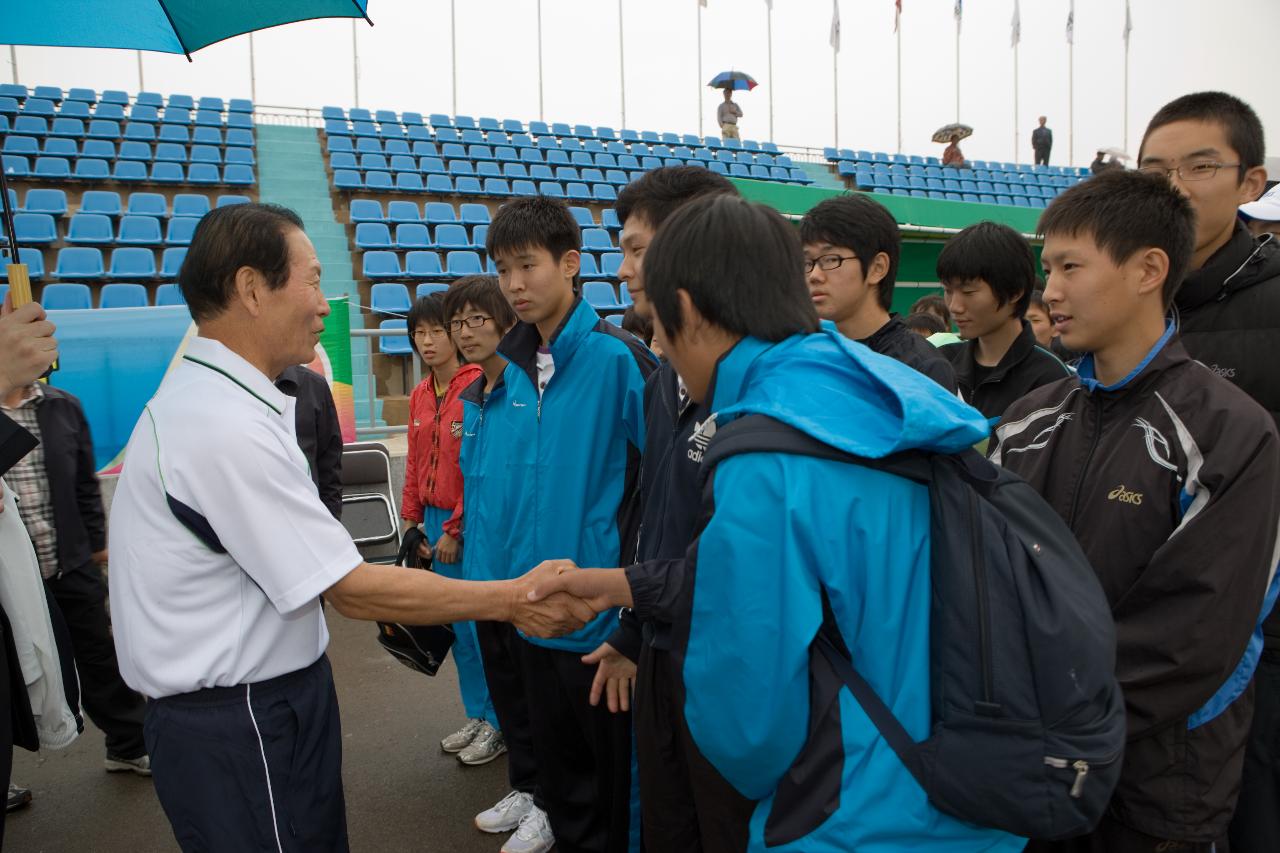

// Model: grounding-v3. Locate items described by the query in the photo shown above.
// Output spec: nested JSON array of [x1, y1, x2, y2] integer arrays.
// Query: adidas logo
[[688, 415, 718, 463], [1107, 484, 1143, 506]]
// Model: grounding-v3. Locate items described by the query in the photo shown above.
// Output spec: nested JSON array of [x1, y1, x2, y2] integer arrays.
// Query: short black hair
[[799, 194, 901, 311], [620, 305, 653, 347], [1140, 91, 1265, 179], [936, 221, 1036, 318], [179, 202, 304, 323], [1038, 170, 1195, 309], [443, 274, 517, 331], [1028, 289, 1048, 313], [904, 312, 947, 336], [614, 166, 736, 231], [485, 195, 580, 264], [910, 293, 951, 327], [407, 293, 447, 332], [644, 193, 819, 342]]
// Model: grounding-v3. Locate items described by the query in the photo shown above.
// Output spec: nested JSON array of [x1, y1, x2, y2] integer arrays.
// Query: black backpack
[[702, 414, 1125, 842], [374, 527, 455, 677]]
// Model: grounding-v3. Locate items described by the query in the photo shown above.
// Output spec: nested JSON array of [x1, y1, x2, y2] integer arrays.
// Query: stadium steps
[[796, 161, 845, 191], [255, 123, 385, 431]]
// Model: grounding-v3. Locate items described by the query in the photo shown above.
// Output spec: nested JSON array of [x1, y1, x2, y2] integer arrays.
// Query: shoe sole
[[6, 793, 31, 813], [440, 741, 472, 754], [475, 816, 522, 834], [500, 839, 554, 853], [458, 745, 508, 767], [104, 762, 152, 777]]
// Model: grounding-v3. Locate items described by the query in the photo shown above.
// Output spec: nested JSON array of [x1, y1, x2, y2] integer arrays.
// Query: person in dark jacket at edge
[[586, 166, 756, 853], [275, 362, 344, 520], [1033, 116, 1053, 166], [994, 170, 1280, 853], [938, 221, 1072, 424], [1136, 91, 1280, 853], [800, 193, 957, 392]]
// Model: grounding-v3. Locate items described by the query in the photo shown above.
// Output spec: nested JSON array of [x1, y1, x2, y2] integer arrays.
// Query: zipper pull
[[1069, 760, 1090, 798]]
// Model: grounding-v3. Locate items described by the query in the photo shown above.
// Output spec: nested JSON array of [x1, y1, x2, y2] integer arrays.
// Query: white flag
[[1123, 0, 1132, 47], [1066, 0, 1075, 44], [955, 0, 963, 32], [830, 0, 841, 52], [1011, 0, 1021, 47], [764, 0, 772, 8], [699, 0, 707, 7]]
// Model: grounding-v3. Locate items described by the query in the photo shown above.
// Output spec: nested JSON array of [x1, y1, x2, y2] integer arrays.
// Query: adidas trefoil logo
[[688, 414, 718, 463]]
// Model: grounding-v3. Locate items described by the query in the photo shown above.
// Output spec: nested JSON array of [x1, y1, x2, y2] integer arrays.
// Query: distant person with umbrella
[[1032, 116, 1053, 165], [709, 71, 755, 140], [935, 123, 972, 169]]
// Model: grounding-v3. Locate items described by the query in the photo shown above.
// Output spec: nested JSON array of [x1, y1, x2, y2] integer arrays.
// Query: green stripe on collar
[[183, 356, 283, 415]]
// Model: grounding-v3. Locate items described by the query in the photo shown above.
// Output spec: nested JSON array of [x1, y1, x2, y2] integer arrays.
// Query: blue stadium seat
[[564, 182, 591, 201], [160, 247, 187, 278], [457, 203, 489, 226], [158, 124, 189, 144], [226, 112, 253, 132], [510, 179, 537, 196], [578, 254, 605, 280], [395, 223, 432, 250], [322, 106, 345, 121], [118, 215, 163, 246], [426, 174, 454, 194], [509, 133, 533, 149], [161, 107, 191, 125], [0, 248, 43, 282], [197, 96, 225, 112], [155, 142, 187, 162], [604, 169, 628, 186], [599, 253, 623, 280], [150, 162, 184, 183], [483, 178, 511, 196], [556, 166, 580, 183], [22, 98, 56, 118], [433, 224, 471, 251], [194, 110, 222, 128], [371, 282, 412, 316], [416, 282, 449, 299], [41, 283, 92, 310], [379, 319, 413, 356], [99, 283, 148, 308], [362, 251, 402, 279], [21, 188, 67, 217], [530, 164, 554, 181], [50, 118, 84, 138], [355, 222, 393, 249], [155, 283, 185, 305], [167, 94, 194, 111], [94, 102, 127, 121], [328, 136, 354, 154], [405, 251, 446, 279], [115, 141, 149, 161], [601, 209, 621, 231], [325, 119, 351, 136], [68, 213, 114, 244], [385, 140, 411, 157], [445, 251, 482, 277], [0, 97, 17, 117], [583, 281, 624, 313], [223, 165, 255, 185], [389, 155, 416, 173], [502, 163, 529, 180], [190, 145, 222, 164], [165, 217, 198, 245], [538, 181, 564, 199], [109, 248, 157, 280], [447, 161, 475, 178], [454, 177, 484, 196], [395, 172, 425, 192], [352, 121, 378, 138], [424, 202, 457, 225], [476, 162, 501, 178], [419, 156, 446, 174], [386, 200, 421, 224], [351, 199, 385, 224], [2, 136, 38, 156], [435, 128, 460, 145], [592, 184, 617, 202], [42, 138, 77, 157], [96, 90, 126, 108], [502, 119, 524, 134], [87, 119, 121, 140], [14, 213, 57, 244], [55, 247, 105, 280], [348, 107, 372, 123], [401, 112, 424, 127], [581, 229, 613, 252], [66, 88, 96, 104], [360, 152, 389, 171]]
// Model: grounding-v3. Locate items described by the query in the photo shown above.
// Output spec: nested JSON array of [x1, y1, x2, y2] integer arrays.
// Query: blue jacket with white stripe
[[673, 329, 1025, 852]]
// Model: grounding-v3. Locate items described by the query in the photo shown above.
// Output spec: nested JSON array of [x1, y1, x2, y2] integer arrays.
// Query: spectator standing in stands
[[800, 194, 957, 391], [0, 381, 151, 777], [1137, 91, 1280, 853], [275, 363, 343, 519], [399, 292, 501, 767], [937, 222, 1071, 421], [999, 170, 1280, 853], [717, 88, 742, 140], [942, 134, 965, 168], [1240, 184, 1280, 239], [1032, 116, 1053, 166]]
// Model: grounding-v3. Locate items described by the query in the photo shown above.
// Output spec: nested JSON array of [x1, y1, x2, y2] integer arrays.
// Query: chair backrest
[[340, 442, 402, 562], [155, 283, 186, 305], [68, 213, 113, 244], [110, 247, 157, 278], [99, 282, 148, 308]]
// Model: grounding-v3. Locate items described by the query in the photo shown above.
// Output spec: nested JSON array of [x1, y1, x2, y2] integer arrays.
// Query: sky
[[6, 0, 1277, 169]]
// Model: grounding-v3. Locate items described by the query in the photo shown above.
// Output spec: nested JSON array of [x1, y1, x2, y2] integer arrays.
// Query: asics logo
[[1208, 364, 1237, 379], [1107, 485, 1144, 505]]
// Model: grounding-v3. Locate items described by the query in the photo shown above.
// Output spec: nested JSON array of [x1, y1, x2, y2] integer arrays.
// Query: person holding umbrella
[[709, 71, 755, 141], [935, 123, 973, 169]]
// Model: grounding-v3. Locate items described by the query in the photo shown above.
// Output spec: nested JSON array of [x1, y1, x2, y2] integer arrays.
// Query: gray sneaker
[[104, 754, 152, 776], [458, 722, 506, 766], [501, 806, 554, 853], [440, 717, 485, 754], [475, 790, 533, 834]]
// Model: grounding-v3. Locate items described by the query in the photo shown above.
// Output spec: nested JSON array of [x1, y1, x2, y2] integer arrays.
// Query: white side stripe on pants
[[246, 684, 285, 853]]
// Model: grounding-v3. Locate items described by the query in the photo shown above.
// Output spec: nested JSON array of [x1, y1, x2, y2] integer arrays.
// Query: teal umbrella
[[1, 0, 371, 59]]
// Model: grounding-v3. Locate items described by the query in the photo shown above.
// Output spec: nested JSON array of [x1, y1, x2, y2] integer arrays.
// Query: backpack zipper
[[1043, 756, 1090, 798]]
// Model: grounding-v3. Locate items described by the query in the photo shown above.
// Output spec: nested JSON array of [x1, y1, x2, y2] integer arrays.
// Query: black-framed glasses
[[448, 314, 494, 332], [1138, 160, 1241, 182], [804, 253, 858, 273]]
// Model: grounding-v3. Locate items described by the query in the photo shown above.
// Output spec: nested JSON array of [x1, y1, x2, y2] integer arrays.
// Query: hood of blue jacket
[[710, 326, 990, 458]]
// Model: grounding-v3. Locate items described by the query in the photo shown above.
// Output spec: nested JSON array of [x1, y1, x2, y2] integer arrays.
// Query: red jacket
[[400, 363, 483, 539]]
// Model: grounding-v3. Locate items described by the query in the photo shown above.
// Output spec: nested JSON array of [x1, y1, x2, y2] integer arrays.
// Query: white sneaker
[[475, 790, 534, 834], [441, 718, 484, 754], [501, 806, 554, 853], [458, 723, 506, 766]]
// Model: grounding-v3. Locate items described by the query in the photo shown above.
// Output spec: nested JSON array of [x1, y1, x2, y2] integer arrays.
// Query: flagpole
[[1123, 32, 1130, 153], [697, 0, 704, 137], [955, 10, 961, 123], [9, 46, 17, 86], [767, 1, 774, 142], [351, 20, 359, 108], [249, 33, 257, 105], [896, 23, 903, 154], [833, 50, 839, 150], [1013, 42, 1019, 165], [136, 50, 144, 92], [1068, 38, 1074, 166], [450, 0, 458, 116], [537, 0, 544, 122], [618, 0, 627, 129]]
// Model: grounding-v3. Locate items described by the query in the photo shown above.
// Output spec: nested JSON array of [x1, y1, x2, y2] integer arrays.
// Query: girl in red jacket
[[400, 293, 501, 765]]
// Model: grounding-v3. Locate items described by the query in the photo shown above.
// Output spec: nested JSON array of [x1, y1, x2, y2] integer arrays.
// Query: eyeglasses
[[448, 314, 494, 332], [804, 253, 858, 273], [1138, 160, 1241, 182], [412, 327, 450, 340]]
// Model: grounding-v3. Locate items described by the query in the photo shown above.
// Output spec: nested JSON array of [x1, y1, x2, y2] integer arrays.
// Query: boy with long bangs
[[993, 171, 1280, 853]]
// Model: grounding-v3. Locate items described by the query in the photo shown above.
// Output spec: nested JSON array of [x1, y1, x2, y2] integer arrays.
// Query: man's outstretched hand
[[508, 561, 596, 638], [525, 561, 633, 612]]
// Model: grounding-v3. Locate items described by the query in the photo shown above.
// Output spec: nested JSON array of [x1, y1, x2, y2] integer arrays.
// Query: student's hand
[[526, 563, 633, 612], [582, 642, 636, 713], [509, 588, 597, 638], [0, 299, 58, 395], [434, 532, 460, 564]]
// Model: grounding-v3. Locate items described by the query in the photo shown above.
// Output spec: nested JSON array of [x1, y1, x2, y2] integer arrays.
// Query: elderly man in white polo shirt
[[108, 202, 592, 853]]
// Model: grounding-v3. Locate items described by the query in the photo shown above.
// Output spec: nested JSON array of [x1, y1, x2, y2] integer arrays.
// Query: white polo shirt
[[108, 337, 362, 699]]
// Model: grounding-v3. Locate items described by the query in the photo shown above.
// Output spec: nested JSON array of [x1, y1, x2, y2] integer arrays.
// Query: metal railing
[[351, 326, 415, 437]]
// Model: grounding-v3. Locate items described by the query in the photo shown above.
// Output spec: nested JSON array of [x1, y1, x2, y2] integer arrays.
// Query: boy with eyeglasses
[[800, 194, 956, 391], [400, 292, 501, 768], [1138, 90, 1280, 853]]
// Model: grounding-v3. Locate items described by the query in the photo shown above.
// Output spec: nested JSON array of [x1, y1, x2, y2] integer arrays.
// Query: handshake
[[505, 560, 633, 638]]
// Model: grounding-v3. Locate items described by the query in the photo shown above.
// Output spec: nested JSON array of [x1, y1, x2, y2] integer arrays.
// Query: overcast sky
[[7, 0, 1277, 168]]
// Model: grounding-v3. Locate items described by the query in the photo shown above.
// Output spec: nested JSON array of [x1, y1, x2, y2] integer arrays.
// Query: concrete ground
[[6, 611, 512, 853]]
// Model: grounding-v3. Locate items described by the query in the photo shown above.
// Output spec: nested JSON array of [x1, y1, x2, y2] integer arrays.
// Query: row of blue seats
[[362, 249, 625, 284], [838, 162, 1082, 188], [12, 189, 247, 219], [851, 174, 1064, 198], [4, 137, 254, 164], [369, 280, 630, 324], [15, 213, 198, 247], [330, 143, 790, 171], [7, 282, 187, 310], [335, 171, 622, 201], [4, 246, 187, 281], [349, 199, 621, 231], [4, 156, 255, 185], [0, 120, 255, 145], [873, 188, 1049, 208], [0, 121, 254, 147], [357, 223, 488, 252], [0, 86, 252, 113], [1, 104, 250, 130], [827, 150, 1091, 179]]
